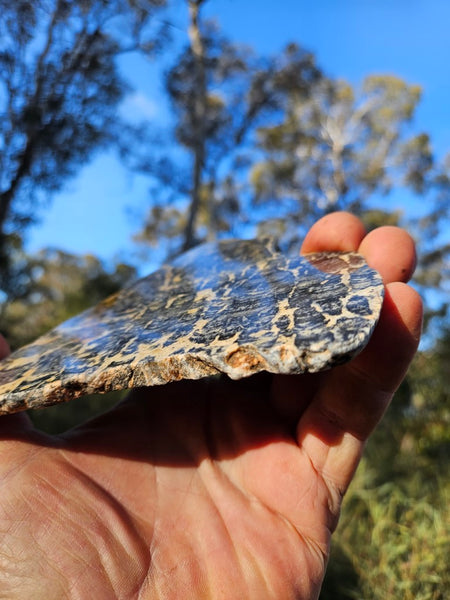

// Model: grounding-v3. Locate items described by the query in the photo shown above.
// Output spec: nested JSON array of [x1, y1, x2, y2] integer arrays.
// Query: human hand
[[0, 212, 422, 599]]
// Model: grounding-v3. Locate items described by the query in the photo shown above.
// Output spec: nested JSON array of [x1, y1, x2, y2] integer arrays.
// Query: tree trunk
[[183, 0, 207, 252]]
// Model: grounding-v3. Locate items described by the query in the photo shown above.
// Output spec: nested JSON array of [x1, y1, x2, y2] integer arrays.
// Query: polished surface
[[0, 239, 384, 414]]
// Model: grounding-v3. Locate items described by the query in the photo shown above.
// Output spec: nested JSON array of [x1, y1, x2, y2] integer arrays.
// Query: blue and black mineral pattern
[[0, 239, 384, 415]]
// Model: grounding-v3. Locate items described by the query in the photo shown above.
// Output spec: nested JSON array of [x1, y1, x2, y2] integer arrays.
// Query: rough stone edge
[[0, 312, 382, 416]]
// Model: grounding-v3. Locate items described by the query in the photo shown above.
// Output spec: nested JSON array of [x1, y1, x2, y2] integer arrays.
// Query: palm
[[0, 213, 422, 600], [1, 374, 334, 599]]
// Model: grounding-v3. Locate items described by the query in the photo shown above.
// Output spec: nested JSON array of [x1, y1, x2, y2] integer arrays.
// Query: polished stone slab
[[0, 239, 384, 415]]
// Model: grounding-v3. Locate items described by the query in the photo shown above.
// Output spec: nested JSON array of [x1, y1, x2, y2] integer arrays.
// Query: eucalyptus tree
[[133, 0, 323, 255], [0, 0, 166, 297]]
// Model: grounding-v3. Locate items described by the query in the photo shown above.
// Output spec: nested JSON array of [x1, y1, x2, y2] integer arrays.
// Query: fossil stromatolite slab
[[0, 239, 384, 415]]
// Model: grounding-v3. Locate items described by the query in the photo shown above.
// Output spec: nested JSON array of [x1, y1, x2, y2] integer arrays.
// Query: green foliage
[[406, 333, 450, 464], [322, 465, 449, 600], [253, 75, 431, 231], [320, 337, 450, 599], [0, 248, 136, 349]]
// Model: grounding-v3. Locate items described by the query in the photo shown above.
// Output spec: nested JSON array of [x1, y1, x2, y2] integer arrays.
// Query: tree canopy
[[1, 246, 136, 349], [0, 0, 166, 296]]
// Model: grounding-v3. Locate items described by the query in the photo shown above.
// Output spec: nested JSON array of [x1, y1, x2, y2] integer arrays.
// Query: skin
[[0, 212, 422, 600]]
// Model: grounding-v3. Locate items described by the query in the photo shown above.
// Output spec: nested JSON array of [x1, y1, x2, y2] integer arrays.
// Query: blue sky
[[26, 0, 450, 268]]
